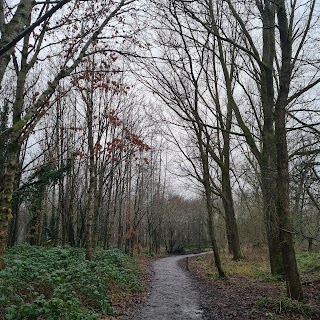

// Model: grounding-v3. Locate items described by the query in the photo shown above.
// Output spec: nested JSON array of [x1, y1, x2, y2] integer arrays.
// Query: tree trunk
[[220, 101, 241, 260], [259, 1, 284, 277], [86, 172, 95, 260], [208, 4, 242, 261], [221, 167, 242, 260], [274, 0, 303, 301], [0, 28, 29, 264], [204, 181, 226, 278], [0, 0, 34, 83], [0, 102, 9, 194], [275, 97, 303, 300], [85, 95, 95, 261], [7, 149, 23, 247], [198, 127, 225, 277], [261, 164, 284, 275], [0, 140, 19, 268], [220, 107, 242, 260]]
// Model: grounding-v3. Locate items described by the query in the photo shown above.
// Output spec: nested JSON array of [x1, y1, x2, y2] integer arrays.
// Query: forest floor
[[111, 255, 154, 319], [185, 249, 320, 320], [1, 246, 319, 319]]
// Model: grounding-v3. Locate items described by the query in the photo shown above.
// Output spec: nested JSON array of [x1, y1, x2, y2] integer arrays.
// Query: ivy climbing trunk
[[0, 139, 19, 268], [7, 144, 23, 247], [0, 25, 30, 265]]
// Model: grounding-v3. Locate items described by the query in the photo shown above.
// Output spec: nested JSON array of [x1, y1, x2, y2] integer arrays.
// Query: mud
[[135, 255, 204, 320]]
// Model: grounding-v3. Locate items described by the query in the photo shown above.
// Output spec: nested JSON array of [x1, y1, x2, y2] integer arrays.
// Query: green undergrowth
[[255, 252, 319, 317], [255, 251, 320, 283], [296, 252, 320, 281], [192, 250, 320, 283], [0, 245, 142, 320], [256, 296, 312, 317]]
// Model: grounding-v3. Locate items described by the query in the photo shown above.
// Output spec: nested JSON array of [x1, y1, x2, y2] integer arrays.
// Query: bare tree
[[0, 0, 137, 267], [176, 0, 320, 300]]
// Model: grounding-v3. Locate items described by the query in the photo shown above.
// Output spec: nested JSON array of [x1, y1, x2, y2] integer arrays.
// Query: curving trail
[[136, 255, 204, 320]]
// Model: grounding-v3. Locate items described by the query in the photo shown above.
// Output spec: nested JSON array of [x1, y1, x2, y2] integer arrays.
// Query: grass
[[194, 248, 320, 281], [256, 296, 312, 317], [192, 247, 271, 279], [0, 245, 143, 320], [296, 251, 320, 282]]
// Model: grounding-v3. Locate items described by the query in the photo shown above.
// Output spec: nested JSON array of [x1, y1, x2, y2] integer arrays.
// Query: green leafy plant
[[0, 245, 141, 319]]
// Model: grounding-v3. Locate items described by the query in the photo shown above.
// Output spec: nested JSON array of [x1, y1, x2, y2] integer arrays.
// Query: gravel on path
[[135, 254, 204, 320]]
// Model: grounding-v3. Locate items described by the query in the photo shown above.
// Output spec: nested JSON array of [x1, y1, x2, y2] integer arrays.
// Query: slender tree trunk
[[7, 198, 19, 246], [0, 102, 9, 194], [208, 8, 242, 261], [221, 168, 242, 260], [204, 179, 225, 278], [197, 126, 225, 277], [116, 162, 126, 249], [7, 149, 23, 246], [221, 103, 242, 259], [66, 171, 76, 246], [85, 94, 95, 260], [59, 178, 67, 245], [103, 173, 114, 249], [86, 168, 95, 260]]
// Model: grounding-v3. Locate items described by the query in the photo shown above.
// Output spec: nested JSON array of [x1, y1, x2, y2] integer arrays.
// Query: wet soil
[[133, 254, 204, 320]]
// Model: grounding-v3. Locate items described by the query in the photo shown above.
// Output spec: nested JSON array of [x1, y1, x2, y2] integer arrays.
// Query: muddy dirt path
[[136, 255, 204, 320]]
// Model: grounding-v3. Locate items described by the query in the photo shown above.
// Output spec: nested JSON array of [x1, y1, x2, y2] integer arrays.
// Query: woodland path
[[135, 254, 204, 320]]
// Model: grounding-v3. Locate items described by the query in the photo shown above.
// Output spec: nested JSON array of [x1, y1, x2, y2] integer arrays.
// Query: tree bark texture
[[204, 174, 226, 278], [0, 140, 19, 268], [85, 96, 95, 261], [221, 166, 242, 260], [0, 0, 34, 84], [275, 0, 303, 301], [259, 1, 284, 276], [222, 101, 242, 260], [197, 124, 225, 277]]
